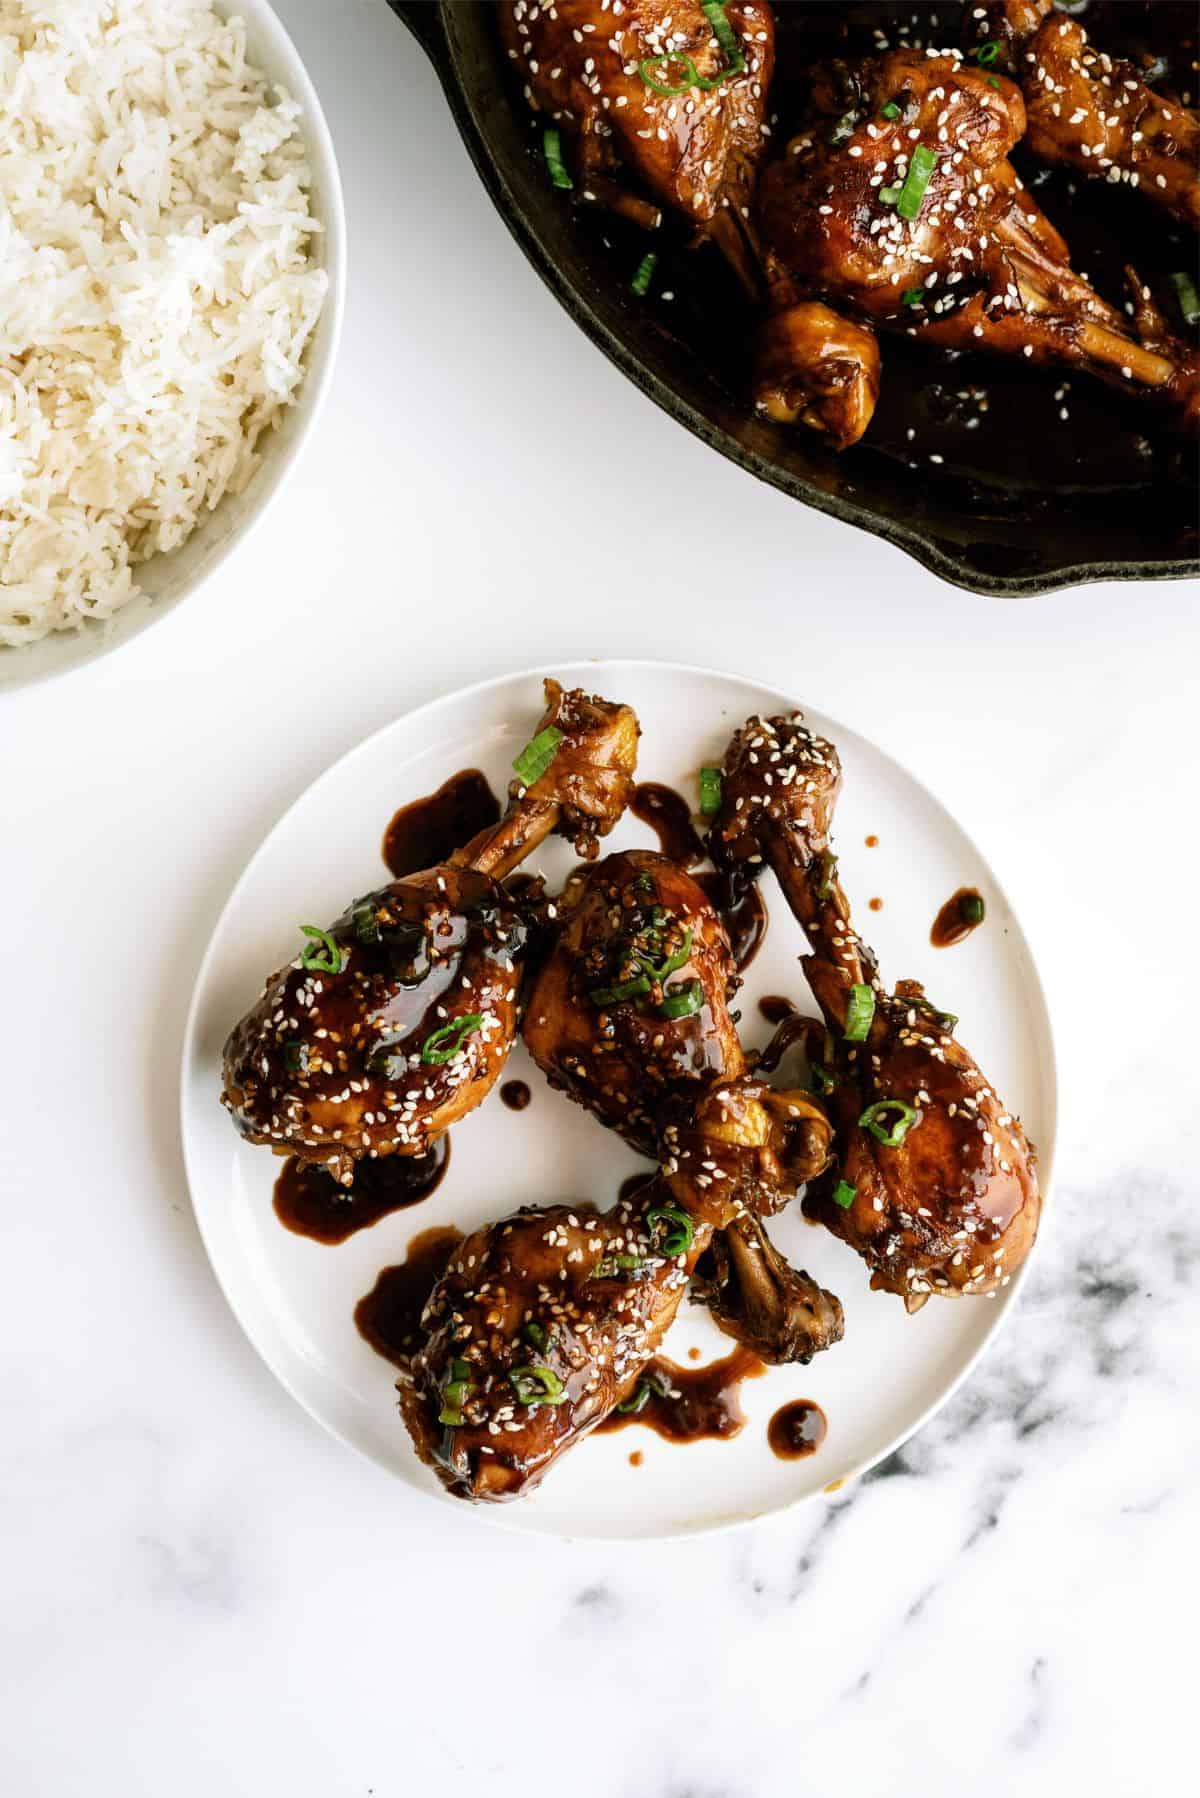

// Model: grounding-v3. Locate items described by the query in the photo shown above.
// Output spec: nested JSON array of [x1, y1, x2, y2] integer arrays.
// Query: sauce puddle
[[500, 1079, 531, 1111], [931, 886, 986, 948], [631, 781, 704, 867], [382, 769, 500, 878], [767, 1399, 828, 1460], [274, 1138, 450, 1244], [354, 1225, 464, 1369], [598, 1345, 765, 1444]]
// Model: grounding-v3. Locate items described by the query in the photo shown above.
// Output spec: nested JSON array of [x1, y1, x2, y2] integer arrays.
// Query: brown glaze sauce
[[755, 997, 823, 1076], [868, 896, 883, 912], [768, 1399, 828, 1460], [695, 870, 769, 973], [500, 1079, 531, 1111], [354, 1225, 464, 1369], [618, 1168, 658, 1205], [598, 1346, 765, 1444], [931, 886, 986, 949], [382, 769, 500, 879], [865, 835, 879, 848], [632, 782, 704, 868], [273, 1138, 451, 1244], [628, 1450, 644, 1468]]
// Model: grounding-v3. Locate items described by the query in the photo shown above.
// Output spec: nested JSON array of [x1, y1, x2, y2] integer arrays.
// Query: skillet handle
[[385, 1, 452, 81]]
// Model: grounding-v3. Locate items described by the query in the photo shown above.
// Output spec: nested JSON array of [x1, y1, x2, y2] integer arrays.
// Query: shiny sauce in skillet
[[274, 1138, 451, 1243], [931, 886, 986, 948], [767, 1399, 828, 1460], [766, 0, 1198, 532], [354, 1226, 465, 1368], [500, 1079, 531, 1111], [598, 1346, 766, 1444], [382, 769, 501, 879]]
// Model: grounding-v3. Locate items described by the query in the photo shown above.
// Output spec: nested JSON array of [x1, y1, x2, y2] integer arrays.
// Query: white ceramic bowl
[[0, 0, 346, 693]]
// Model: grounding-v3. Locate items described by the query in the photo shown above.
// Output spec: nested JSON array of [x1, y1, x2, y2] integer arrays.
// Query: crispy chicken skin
[[221, 681, 638, 1184], [758, 48, 1200, 432], [498, 0, 775, 283], [976, 0, 1200, 229], [708, 713, 1041, 1312]]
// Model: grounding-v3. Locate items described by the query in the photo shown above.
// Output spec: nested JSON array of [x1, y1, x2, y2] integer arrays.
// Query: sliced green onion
[[616, 1380, 653, 1415], [637, 53, 701, 96], [283, 1041, 309, 1075], [508, 1364, 566, 1407], [974, 39, 1001, 66], [701, 0, 738, 56], [859, 1098, 921, 1146], [881, 101, 901, 120], [891, 143, 937, 221], [843, 983, 876, 1042], [420, 1012, 484, 1065], [879, 185, 902, 205], [903, 993, 958, 1031], [959, 892, 986, 926], [833, 1178, 857, 1210], [816, 850, 839, 900], [522, 1321, 548, 1350], [902, 287, 925, 307], [699, 766, 722, 815], [631, 251, 658, 297], [645, 926, 693, 982], [829, 112, 857, 147], [591, 1253, 649, 1280], [646, 1205, 695, 1257], [1170, 271, 1200, 325], [986, 74, 1001, 89], [543, 127, 573, 190], [438, 1357, 473, 1427], [298, 924, 343, 974], [512, 724, 563, 789], [590, 973, 652, 1007], [811, 1061, 839, 1096], [658, 979, 704, 1020]]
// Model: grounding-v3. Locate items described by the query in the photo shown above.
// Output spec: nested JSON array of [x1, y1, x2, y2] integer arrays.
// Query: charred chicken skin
[[707, 713, 1041, 1312], [403, 1074, 832, 1503], [221, 681, 638, 1185], [757, 48, 1200, 433], [498, 0, 775, 285], [977, 0, 1200, 229]]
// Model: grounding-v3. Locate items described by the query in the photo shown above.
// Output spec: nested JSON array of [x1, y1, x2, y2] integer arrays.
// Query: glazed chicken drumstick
[[707, 714, 1042, 1313], [400, 849, 842, 1502], [523, 847, 841, 1359], [403, 1077, 832, 1502], [221, 681, 638, 1186], [757, 48, 1200, 433], [975, 0, 1200, 229], [498, 0, 776, 290]]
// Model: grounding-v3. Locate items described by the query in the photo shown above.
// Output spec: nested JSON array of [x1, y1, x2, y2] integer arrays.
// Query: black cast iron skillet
[[388, 0, 1199, 596]]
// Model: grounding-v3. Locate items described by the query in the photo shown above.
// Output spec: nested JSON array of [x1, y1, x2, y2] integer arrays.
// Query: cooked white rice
[[0, 0, 328, 646]]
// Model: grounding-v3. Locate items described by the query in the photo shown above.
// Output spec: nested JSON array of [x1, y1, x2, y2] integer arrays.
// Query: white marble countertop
[[3, 3, 1197, 1792]]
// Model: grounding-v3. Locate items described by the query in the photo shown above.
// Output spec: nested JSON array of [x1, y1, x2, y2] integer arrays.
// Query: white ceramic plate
[[181, 661, 1057, 1539]]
